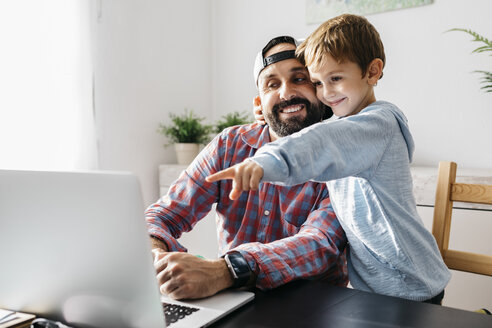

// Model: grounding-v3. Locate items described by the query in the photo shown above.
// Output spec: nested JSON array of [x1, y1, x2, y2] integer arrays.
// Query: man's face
[[257, 43, 324, 140]]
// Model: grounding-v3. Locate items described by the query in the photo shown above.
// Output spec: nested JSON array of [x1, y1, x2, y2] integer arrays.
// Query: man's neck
[[268, 127, 279, 142]]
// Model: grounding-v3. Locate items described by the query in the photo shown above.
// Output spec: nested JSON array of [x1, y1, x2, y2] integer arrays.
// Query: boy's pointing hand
[[206, 160, 264, 200]]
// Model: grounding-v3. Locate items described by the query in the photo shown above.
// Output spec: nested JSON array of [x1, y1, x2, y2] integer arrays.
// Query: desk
[[211, 280, 492, 328]]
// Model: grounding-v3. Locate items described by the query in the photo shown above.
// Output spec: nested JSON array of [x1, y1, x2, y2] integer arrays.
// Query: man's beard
[[265, 97, 324, 137]]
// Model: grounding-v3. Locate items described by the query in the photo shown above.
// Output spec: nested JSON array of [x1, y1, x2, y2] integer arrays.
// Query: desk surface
[[211, 280, 492, 328]]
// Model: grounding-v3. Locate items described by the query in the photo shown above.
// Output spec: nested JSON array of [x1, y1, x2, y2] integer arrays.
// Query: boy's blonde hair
[[297, 14, 385, 79]]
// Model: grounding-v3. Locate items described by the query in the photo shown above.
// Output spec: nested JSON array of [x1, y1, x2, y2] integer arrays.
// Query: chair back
[[432, 161, 492, 276]]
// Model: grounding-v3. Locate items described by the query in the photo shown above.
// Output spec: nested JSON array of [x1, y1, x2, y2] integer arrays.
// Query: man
[[146, 36, 347, 300]]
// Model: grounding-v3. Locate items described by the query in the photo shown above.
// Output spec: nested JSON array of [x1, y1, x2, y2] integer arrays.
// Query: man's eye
[[293, 77, 306, 83], [267, 83, 279, 89]]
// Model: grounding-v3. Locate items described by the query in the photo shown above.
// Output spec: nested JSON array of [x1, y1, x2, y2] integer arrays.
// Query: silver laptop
[[0, 169, 253, 328]]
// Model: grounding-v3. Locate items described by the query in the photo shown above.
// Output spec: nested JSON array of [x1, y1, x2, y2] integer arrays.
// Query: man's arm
[[150, 235, 168, 252], [146, 172, 213, 253], [146, 137, 223, 252], [146, 135, 238, 299], [149, 199, 235, 300]]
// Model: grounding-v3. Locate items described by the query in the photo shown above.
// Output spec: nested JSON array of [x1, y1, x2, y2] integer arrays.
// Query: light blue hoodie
[[252, 100, 451, 301]]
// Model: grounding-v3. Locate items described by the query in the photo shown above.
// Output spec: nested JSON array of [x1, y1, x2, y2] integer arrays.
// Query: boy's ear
[[367, 58, 384, 86]]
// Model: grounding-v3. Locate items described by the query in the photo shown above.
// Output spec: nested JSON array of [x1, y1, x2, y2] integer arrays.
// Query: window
[[0, 0, 97, 170]]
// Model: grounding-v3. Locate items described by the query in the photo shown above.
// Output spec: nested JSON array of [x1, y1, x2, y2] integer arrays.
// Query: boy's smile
[[325, 97, 346, 108], [308, 54, 378, 118]]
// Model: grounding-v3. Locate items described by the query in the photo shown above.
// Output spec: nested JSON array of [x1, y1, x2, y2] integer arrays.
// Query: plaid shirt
[[146, 123, 348, 289]]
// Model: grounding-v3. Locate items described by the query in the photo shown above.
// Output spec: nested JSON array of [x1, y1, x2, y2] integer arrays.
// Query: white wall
[[94, 0, 211, 206], [212, 0, 492, 171], [95, 0, 492, 206]]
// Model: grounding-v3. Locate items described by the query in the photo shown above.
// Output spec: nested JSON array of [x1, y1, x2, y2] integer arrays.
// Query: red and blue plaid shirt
[[146, 123, 348, 289]]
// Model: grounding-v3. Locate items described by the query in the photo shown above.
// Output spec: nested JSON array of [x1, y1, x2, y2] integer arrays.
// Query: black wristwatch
[[223, 252, 252, 288]]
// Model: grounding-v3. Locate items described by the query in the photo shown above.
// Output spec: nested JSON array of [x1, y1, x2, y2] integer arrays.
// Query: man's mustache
[[273, 97, 311, 113]]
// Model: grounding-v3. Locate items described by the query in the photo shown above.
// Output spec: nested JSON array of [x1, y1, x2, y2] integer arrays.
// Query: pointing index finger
[[206, 167, 236, 183]]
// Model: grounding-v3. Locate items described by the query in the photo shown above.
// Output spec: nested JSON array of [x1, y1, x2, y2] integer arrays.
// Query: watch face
[[226, 253, 252, 288], [231, 255, 248, 274]]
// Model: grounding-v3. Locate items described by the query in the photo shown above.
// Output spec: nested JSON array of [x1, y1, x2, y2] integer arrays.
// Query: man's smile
[[279, 104, 305, 114]]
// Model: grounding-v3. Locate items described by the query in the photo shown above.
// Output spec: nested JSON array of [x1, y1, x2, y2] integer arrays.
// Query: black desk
[[211, 280, 492, 328]]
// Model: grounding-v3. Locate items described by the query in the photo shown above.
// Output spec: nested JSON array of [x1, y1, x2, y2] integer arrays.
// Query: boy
[[207, 14, 451, 304]]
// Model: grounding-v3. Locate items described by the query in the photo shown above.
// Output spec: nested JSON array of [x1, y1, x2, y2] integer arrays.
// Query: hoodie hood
[[372, 101, 415, 163]]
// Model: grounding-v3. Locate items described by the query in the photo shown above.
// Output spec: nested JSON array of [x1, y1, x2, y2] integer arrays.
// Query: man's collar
[[241, 123, 272, 149]]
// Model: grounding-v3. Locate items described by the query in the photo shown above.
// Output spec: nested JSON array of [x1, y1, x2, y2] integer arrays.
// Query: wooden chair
[[432, 161, 492, 276]]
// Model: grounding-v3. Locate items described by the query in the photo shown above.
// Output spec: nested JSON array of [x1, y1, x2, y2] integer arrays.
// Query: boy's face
[[308, 54, 377, 118], [258, 43, 323, 140]]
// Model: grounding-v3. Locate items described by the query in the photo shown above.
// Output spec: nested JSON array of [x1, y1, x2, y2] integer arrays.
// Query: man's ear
[[367, 58, 383, 86], [253, 95, 262, 108], [253, 95, 265, 124]]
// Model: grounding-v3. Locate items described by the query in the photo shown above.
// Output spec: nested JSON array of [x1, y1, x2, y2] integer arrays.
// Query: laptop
[[0, 169, 253, 328]]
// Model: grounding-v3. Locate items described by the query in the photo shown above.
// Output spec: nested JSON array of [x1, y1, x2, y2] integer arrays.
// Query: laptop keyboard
[[163, 302, 200, 326]]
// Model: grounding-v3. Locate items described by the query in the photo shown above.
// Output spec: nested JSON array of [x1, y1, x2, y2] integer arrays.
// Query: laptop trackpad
[[160, 290, 254, 327]]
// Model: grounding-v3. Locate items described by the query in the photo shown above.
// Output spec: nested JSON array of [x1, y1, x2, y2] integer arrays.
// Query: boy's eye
[[331, 76, 342, 82], [312, 81, 322, 87]]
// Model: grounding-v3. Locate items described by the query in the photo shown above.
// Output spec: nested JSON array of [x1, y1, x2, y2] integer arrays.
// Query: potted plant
[[159, 109, 213, 165], [448, 28, 492, 93], [215, 110, 252, 133]]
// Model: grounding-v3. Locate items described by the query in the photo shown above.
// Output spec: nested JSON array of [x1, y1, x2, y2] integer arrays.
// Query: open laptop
[[0, 169, 253, 328]]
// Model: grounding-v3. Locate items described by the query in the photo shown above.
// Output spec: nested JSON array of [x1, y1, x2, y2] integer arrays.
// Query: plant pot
[[174, 143, 200, 165]]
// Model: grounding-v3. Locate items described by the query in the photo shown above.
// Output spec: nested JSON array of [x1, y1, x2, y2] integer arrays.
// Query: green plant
[[448, 28, 492, 93], [215, 110, 252, 133], [158, 109, 213, 145]]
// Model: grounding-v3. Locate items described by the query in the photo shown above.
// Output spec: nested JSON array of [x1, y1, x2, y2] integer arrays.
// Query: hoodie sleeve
[[253, 105, 400, 185]]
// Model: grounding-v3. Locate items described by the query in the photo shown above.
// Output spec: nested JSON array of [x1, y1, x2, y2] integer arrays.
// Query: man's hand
[[205, 161, 264, 200], [153, 251, 233, 300], [253, 96, 266, 125]]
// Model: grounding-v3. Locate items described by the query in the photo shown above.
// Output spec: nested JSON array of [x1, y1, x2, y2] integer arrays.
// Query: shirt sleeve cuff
[[251, 154, 287, 184], [149, 227, 188, 253], [231, 247, 281, 291]]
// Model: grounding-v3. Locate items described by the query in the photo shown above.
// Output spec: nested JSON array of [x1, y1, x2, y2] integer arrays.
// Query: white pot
[[174, 143, 200, 165]]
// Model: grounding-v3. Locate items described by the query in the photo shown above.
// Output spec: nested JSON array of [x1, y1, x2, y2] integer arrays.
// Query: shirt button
[[264, 210, 270, 216]]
